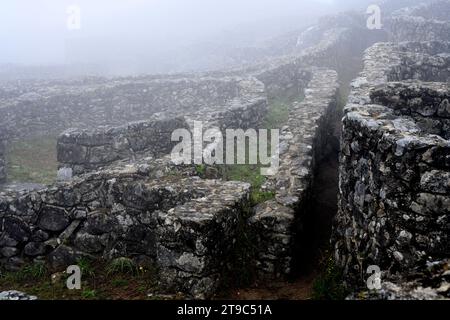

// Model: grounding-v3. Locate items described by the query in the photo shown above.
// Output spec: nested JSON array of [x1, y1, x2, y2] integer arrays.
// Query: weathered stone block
[[38, 206, 70, 232], [334, 39, 450, 290]]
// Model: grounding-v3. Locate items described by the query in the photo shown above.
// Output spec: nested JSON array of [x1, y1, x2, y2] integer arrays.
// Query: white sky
[[0, 0, 370, 65]]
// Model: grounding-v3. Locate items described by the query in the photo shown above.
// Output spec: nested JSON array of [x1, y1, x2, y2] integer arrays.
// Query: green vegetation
[[225, 164, 265, 189], [112, 278, 129, 288], [312, 254, 348, 300], [81, 289, 97, 299], [220, 164, 273, 205], [251, 190, 275, 205], [218, 96, 301, 204], [76, 258, 96, 278], [106, 257, 138, 276], [0, 262, 47, 283], [0, 260, 160, 300], [263, 99, 290, 129], [6, 136, 57, 185], [195, 164, 207, 177]]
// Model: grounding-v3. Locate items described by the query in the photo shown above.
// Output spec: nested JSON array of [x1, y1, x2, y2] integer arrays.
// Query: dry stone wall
[[386, 0, 450, 42], [0, 160, 251, 298], [56, 77, 267, 175], [371, 82, 450, 140], [57, 116, 189, 175], [333, 40, 450, 296], [252, 64, 312, 101], [0, 77, 246, 140], [0, 134, 6, 183], [249, 68, 339, 278], [4, 0, 450, 300]]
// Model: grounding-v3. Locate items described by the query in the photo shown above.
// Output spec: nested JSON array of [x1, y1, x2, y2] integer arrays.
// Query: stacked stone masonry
[[0, 162, 251, 298], [0, 77, 258, 140], [3, 0, 450, 300], [57, 116, 190, 175], [56, 76, 266, 175], [0, 133, 6, 183], [386, 0, 450, 42], [0, 2, 378, 297], [333, 37, 450, 298], [0, 64, 340, 297], [250, 68, 339, 278]]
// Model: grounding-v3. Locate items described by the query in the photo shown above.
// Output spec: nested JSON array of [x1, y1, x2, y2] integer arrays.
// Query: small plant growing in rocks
[[107, 258, 138, 275], [312, 254, 347, 300]]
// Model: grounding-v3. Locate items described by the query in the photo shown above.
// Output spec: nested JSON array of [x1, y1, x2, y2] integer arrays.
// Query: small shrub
[[195, 164, 206, 177], [251, 190, 275, 205]]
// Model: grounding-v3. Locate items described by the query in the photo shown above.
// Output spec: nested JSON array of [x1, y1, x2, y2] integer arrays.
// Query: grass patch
[[221, 164, 274, 205], [81, 289, 97, 299], [76, 257, 96, 278], [0, 259, 160, 300], [106, 257, 138, 276], [263, 99, 290, 129], [216, 96, 302, 204], [263, 94, 303, 129], [1, 262, 48, 283], [251, 190, 275, 205], [6, 136, 57, 185]]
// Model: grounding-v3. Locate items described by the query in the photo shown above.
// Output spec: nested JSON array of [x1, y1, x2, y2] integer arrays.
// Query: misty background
[[1, 0, 377, 76]]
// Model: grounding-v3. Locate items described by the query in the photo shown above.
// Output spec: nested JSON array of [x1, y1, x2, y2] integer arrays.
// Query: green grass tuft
[[195, 164, 207, 177], [0, 262, 47, 284], [76, 257, 96, 278], [107, 257, 138, 275], [81, 289, 97, 299]]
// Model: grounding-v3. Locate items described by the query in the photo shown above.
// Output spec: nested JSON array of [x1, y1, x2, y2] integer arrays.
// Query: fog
[[1, 0, 375, 74]]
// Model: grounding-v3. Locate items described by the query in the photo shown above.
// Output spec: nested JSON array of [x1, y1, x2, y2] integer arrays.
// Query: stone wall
[[0, 77, 247, 140], [252, 64, 312, 101], [0, 135, 6, 183], [333, 41, 450, 290], [249, 68, 339, 279], [56, 76, 267, 175], [371, 82, 450, 139], [184, 77, 267, 131], [0, 161, 251, 298], [349, 41, 450, 106], [206, 10, 387, 280], [57, 116, 189, 175], [291, 11, 386, 81], [386, 0, 450, 42], [212, 10, 386, 89], [4, 0, 450, 300]]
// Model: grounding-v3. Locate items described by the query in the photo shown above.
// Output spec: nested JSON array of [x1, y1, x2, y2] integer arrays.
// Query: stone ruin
[[0, 64, 339, 297], [250, 68, 338, 278], [1, 0, 449, 299], [0, 129, 5, 183], [333, 1, 450, 298], [56, 76, 266, 175], [386, 1, 450, 42]]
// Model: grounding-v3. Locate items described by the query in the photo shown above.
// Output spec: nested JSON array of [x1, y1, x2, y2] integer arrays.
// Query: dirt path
[[222, 272, 317, 300]]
